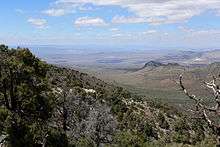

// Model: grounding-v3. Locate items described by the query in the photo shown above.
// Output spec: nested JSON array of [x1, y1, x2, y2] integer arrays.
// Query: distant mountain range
[[142, 61, 180, 68], [28, 46, 220, 70], [157, 49, 220, 66]]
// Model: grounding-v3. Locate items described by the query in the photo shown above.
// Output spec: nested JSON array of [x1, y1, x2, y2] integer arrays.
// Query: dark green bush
[[157, 112, 169, 130], [114, 130, 144, 147], [46, 129, 69, 147]]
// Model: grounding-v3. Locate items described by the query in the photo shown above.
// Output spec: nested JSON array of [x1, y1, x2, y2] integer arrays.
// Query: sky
[[1, 0, 220, 49]]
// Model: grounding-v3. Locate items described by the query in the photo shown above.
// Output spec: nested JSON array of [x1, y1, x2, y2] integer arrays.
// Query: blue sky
[[1, 0, 220, 49]]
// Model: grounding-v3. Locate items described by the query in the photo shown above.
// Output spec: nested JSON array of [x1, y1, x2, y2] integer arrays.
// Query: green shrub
[[157, 112, 169, 130], [172, 118, 190, 144], [75, 137, 95, 147], [190, 119, 205, 144], [46, 129, 69, 147], [114, 130, 145, 147], [6, 118, 36, 147], [0, 107, 9, 133]]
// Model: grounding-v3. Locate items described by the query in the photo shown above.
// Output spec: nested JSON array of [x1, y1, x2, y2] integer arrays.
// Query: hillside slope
[[92, 61, 220, 108], [0, 45, 215, 146]]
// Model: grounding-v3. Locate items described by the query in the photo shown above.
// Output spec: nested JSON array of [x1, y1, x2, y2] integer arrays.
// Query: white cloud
[[110, 28, 119, 31], [49, 0, 220, 25], [179, 26, 220, 35], [191, 29, 220, 36], [112, 16, 146, 24], [78, 5, 94, 11], [112, 33, 123, 37], [178, 26, 192, 32], [15, 9, 24, 14], [74, 17, 107, 26], [27, 18, 48, 29], [143, 30, 157, 34], [42, 8, 68, 16]]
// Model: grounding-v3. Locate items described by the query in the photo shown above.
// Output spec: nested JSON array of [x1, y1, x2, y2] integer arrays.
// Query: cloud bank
[[44, 0, 220, 25], [74, 17, 107, 26], [27, 18, 48, 29]]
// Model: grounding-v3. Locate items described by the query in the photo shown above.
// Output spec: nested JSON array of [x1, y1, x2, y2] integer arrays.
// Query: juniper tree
[[0, 45, 54, 146]]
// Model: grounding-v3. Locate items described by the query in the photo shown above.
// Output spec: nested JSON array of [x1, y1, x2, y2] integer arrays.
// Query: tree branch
[[179, 75, 217, 128]]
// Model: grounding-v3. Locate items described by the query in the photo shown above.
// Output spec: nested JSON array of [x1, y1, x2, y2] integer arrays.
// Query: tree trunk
[[217, 127, 220, 147], [10, 69, 17, 111], [63, 106, 67, 132], [3, 79, 10, 109]]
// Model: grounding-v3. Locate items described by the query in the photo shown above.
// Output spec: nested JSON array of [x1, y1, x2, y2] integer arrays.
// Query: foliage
[[172, 118, 190, 144], [6, 115, 35, 146], [0, 45, 54, 146], [191, 118, 205, 144], [0, 107, 9, 134], [113, 130, 145, 147], [75, 137, 95, 147], [45, 129, 69, 147], [157, 112, 170, 130]]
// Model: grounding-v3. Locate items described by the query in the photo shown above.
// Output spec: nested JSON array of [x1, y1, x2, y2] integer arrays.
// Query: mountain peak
[[144, 61, 164, 68], [141, 61, 181, 70], [166, 63, 180, 66]]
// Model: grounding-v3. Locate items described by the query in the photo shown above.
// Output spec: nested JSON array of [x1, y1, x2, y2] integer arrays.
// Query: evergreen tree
[[0, 45, 54, 146]]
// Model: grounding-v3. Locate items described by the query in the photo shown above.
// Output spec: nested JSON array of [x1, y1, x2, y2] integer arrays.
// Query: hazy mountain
[[26, 46, 220, 72], [158, 49, 220, 66]]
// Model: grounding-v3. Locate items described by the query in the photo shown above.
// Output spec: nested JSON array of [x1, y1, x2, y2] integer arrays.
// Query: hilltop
[[143, 61, 165, 68], [141, 61, 181, 69]]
